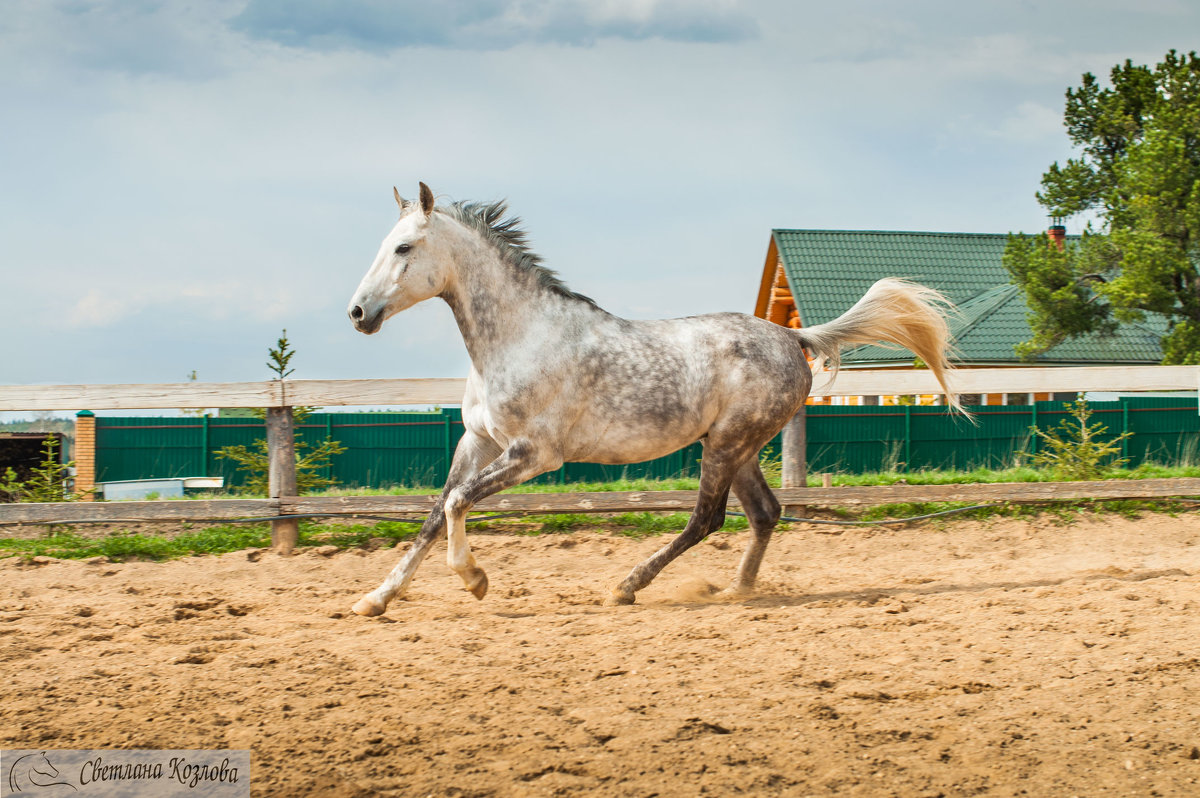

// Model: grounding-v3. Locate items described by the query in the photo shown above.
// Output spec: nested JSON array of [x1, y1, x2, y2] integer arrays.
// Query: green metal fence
[[803, 397, 1200, 473], [94, 410, 706, 489], [93, 397, 1199, 489]]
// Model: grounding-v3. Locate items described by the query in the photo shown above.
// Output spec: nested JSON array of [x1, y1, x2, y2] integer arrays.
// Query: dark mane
[[441, 200, 597, 307]]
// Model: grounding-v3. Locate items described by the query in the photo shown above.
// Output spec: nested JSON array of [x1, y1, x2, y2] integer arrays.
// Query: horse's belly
[[564, 421, 703, 465]]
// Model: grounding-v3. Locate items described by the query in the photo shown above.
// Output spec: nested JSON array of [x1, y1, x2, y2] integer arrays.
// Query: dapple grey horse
[[347, 183, 959, 616]]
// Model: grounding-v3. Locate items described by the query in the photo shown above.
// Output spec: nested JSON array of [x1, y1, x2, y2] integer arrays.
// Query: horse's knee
[[443, 487, 470, 521]]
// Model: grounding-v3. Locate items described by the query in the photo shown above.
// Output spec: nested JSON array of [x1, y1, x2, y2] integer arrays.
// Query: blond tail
[[796, 278, 965, 413]]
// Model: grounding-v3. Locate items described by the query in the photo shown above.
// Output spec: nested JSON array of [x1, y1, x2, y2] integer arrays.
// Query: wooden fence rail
[[0, 379, 470, 411], [5, 478, 1200, 526], [1, 366, 1198, 411]]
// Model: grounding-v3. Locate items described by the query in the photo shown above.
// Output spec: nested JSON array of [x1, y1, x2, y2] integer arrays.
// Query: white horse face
[[348, 183, 447, 334]]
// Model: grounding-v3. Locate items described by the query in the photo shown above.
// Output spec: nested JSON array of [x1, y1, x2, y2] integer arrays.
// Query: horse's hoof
[[351, 596, 386, 617], [467, 569, 489, 600], [603, 590, 635, 606], [717, 584, 754, 601]]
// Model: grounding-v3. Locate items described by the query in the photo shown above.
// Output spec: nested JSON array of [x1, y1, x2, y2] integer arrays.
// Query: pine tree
[[1005, 50, 1200, 363]]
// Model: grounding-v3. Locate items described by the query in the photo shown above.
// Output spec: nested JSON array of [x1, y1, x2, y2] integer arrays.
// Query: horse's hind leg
[[351, 430, 502, 617], [606, 451, 743, 605], [724, 458, 782, 597]]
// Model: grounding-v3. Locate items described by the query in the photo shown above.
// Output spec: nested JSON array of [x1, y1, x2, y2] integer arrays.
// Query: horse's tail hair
[[795, 278, 967, 415]]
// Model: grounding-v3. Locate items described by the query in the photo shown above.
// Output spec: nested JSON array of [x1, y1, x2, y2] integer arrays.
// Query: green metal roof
[[772, 229, 1164, 366]]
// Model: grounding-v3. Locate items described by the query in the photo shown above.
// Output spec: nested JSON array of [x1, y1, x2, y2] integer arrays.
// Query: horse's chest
[[468, 370, 572, 431], [463, 401, 507, 447], [465, 391, 551, 449]]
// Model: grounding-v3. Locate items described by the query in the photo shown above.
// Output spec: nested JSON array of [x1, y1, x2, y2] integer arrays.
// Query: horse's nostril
[[350, 305, 364, 321]]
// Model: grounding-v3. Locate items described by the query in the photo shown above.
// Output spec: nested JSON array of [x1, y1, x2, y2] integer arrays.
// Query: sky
[[1, 0, 1197, 413]]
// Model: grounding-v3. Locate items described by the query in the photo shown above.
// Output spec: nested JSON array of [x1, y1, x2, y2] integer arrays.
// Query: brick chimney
[[1047, 217, 1066, 250]]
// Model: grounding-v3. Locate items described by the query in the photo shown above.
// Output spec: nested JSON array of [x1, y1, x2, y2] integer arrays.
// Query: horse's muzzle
[[349, 304, 383, 335]]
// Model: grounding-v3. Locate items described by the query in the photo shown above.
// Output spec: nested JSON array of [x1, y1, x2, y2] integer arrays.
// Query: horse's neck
[[440, 247, 586, 374]]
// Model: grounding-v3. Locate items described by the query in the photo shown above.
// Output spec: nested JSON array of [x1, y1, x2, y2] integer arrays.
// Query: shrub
[[215, 437, 347, 496], [1030, 399, 1132, 480], [0, 437, 80, 503]]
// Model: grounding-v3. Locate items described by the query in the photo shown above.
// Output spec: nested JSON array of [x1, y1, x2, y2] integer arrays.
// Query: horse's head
[[30, 751, 60, 781], [348, 182, 449, 334]]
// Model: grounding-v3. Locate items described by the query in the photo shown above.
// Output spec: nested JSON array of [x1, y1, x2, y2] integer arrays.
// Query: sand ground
[[2, 512, 1199, 796]]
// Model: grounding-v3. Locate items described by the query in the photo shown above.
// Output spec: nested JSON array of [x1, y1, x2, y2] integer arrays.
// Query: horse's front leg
[[443, 440, 560, 599], [351, 430, 502, 617], [351, 503, 448, 617]]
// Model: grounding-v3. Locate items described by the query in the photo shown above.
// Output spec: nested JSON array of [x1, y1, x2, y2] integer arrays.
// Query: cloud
[[228, 0, 758, 52], [63, 277, 310, 332], [69, 289, 131, 328], [993, 101, 1063, 143], [0, 0, 242, 78]]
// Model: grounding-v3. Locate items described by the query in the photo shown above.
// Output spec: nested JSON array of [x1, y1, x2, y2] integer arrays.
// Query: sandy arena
[[3, 513, 1199, 796]]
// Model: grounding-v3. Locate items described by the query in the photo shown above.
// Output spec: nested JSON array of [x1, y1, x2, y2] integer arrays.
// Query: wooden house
[[754, 228, 1164, 405]]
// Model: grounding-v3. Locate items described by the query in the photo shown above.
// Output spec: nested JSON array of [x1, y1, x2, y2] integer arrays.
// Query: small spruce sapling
[[2, 437, 80, 502], [1029, 399, 1132, 480], [0, 467, 24, 502], [214, 330, 346, 494]]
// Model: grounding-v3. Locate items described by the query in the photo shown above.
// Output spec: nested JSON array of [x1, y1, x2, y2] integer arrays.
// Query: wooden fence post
[[266, 406, 298, 554], [781, 405, 807, 518]]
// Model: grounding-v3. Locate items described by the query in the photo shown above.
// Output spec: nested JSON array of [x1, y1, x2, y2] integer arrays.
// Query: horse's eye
[[395, 243, 412, 256]]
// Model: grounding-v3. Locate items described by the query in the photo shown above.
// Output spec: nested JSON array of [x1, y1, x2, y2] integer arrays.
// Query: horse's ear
[[419, 182, 435, 217], [393, 186, 407, 210]]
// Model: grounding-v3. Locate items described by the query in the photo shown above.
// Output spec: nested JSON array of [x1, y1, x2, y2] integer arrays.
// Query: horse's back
[[560, 312, 810, 462]]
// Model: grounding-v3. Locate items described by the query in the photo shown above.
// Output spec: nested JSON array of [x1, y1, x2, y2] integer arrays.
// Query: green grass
[[289, 476, 706, 497], [150, 462, 1200, 502], [299, 462, 1200, 496], [0, 519, 424, 562], [825, 497, 1194, 526], [0, 510, 752, 562], [604, 512, 749, 537], [1, 525, 272, 561], [825, 466, 1044, 487]]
